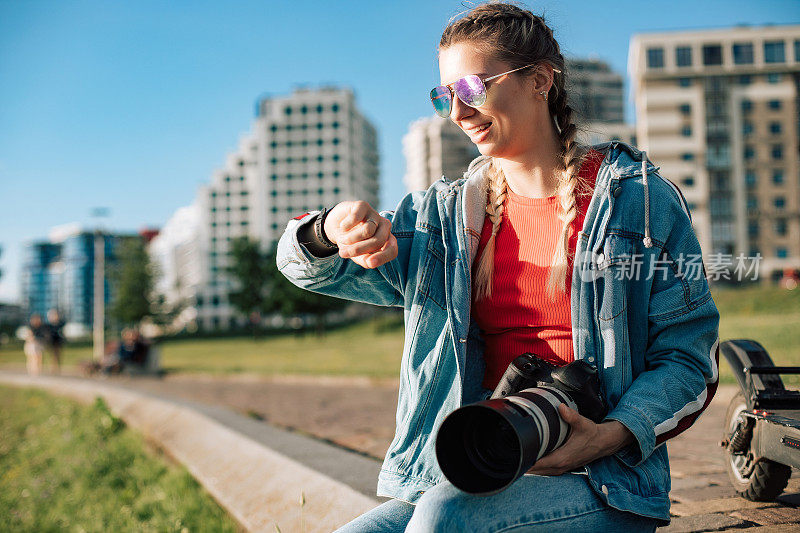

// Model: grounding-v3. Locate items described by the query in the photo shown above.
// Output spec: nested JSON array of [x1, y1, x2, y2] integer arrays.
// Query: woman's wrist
[[598, 420, 635, 455]]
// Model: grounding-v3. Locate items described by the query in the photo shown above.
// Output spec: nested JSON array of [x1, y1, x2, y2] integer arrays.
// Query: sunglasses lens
[[454, 74, 487, 108], [430, 86, 452, 117]]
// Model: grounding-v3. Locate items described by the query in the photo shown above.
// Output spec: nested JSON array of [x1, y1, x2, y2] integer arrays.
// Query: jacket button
[[596, 252, 605, 265], [587, 356, 595, 363], [601, 484, 609, 495], [612, 186, 622, 197]]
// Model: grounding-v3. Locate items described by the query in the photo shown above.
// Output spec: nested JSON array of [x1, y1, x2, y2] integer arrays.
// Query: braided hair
[[440, 2, 592, 301]]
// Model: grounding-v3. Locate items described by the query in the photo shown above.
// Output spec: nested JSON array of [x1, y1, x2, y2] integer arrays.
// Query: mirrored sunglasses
[[430, 64, 558, 118]]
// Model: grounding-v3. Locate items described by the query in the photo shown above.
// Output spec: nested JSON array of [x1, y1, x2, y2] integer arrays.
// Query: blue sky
[[1, 0, 798, 303]]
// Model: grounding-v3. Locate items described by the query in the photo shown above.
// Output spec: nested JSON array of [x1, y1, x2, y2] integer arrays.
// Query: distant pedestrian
[[23, 314, 47, 376], [46, 308, 65, 374]]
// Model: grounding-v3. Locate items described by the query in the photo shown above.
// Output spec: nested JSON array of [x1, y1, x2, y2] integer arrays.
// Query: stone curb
[[0, 373, 378, 532]]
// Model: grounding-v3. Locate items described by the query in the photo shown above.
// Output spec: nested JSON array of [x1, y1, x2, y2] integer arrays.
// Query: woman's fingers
[[351, 233, 398, 269], [339, 217, 390, 257]]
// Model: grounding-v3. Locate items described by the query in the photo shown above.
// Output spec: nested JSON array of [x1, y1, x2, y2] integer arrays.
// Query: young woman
[[278, 3, 720, 531]]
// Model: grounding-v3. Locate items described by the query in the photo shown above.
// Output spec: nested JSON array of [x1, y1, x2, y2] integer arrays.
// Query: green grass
[[0, 287, 796, 381], [0, 385, 240, 532], [712, 286, 800, 385]]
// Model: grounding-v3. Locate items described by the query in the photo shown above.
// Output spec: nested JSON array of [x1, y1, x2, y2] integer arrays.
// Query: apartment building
[[566, 58, 625, 125], [630, 25, 800, 281], [403, 116, 479, 192], [191, 87, 379, 330]]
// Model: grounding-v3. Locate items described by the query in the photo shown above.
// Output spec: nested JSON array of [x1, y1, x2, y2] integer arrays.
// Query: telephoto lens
[[435, 356, 607, 495]]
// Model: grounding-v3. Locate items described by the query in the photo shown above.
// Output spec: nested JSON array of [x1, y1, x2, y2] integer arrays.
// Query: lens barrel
[[436, 386, 576, 495]]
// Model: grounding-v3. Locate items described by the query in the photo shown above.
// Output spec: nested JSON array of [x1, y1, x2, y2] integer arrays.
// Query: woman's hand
[[526, 403, 635, 476], [324, 201, 398, 269]]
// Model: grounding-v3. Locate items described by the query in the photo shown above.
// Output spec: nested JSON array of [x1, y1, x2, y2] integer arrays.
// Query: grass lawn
[[0, 385, 239, 531], [0, 286, 796, 383]]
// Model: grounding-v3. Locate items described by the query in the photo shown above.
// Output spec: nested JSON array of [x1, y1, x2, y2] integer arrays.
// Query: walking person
[[23, 314, 47, 376], [45, 308, 65, 374], [278, 3, 720, 531]]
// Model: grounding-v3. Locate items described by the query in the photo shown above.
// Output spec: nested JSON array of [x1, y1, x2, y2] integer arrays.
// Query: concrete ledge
[[0, 372, 378, 532]]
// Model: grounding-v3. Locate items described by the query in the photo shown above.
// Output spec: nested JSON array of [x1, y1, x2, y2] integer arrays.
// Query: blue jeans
[[335, 474, 659, 532]]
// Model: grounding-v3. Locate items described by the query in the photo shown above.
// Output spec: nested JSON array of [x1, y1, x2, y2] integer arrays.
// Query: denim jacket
[[277, 142, 720, 523]]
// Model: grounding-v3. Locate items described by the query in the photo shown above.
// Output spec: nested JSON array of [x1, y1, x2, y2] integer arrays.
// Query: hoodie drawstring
[[641, 151, 653, 249]]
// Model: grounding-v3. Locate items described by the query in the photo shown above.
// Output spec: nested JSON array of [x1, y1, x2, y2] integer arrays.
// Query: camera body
[[435, 354, 608, 495]]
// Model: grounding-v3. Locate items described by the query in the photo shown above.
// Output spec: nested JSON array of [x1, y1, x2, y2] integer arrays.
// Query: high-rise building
[[403, 116, 480, 193], [21, 227, 136, 335], [630, 25, 800, 282], [566, 58, 625, 125], [148, 204, 202, 329], [193, 87, 379, 330]]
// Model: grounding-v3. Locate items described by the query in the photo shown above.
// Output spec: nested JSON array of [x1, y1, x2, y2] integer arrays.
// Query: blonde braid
[[473, 161, 507, 301]]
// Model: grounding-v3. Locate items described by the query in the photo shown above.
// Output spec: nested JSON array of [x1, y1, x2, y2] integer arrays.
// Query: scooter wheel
[[724, 392, 791, 501]]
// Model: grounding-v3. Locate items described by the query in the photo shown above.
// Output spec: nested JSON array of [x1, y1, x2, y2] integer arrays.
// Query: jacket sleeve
[[276, 190, 425, 308], [604, 176, 720, 467]]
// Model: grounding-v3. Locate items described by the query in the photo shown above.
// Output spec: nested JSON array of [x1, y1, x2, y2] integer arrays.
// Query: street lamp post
[[91, 208, 109, 362]]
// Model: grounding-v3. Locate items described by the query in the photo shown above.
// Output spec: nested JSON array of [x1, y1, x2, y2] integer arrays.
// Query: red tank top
[[472, 151, 602, 390]]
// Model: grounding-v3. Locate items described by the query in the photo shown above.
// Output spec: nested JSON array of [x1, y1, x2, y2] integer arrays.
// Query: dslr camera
[[435, 354, 608, 495]]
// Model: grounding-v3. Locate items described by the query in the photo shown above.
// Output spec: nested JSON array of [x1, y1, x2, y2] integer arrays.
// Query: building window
[[768, 100, 781, 110], [678, 77, 691, 87], [745, 170, 757, 188], [679, 103, 691, 115], [769, 122, 782, 134], [332, 138, 340, 145], [774, 196, 786, 210], [332, 104, 340, 113], [681, 152, 695, 161], [767, 73, 782, 83], [681, 126, 692, 137], [777, 248, 788, 259], [747, 195, 758, 211], [681, 176, 695, 187], [742, 121, 753, 136], [775, 219, 787, 236], [676, 46, 692, 67], [737, 74, 752, 85], [702, 44, 723, 66], [795, 39, 800, 61], [771, 144, 783, 160], [284, 106, 293, 115], [741, 99, 753, 113], [733, 42, 754, 64], [300, 105, 308, 114], [646, 47, 664, 68], [743, 145, 755, 161], [224, 176, 231, 182], [748, 221, 759, 238], [764, 40, 786, 63], [773, 170, 784, 184]]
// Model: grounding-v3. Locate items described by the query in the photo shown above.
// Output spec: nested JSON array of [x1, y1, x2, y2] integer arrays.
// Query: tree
[[227, 237, 347, 335], [263, 245, 347, 335], [227, 237, 272, 335], [109, 237, 155, 327]]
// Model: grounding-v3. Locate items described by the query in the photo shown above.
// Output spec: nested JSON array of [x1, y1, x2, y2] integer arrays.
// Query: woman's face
[[438, 42, 543, 159]]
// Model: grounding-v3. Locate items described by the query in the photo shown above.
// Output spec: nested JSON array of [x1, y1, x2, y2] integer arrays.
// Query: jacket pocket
[[419, 234, 448, 310], [595, 234, 636, 321]]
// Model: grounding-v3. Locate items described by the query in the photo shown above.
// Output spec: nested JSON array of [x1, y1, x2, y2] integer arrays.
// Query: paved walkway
[[4, 371, 800, 531]]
